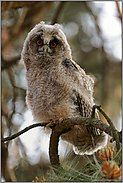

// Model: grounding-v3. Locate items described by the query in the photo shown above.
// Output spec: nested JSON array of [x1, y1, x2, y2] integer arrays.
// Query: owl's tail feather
[[61, 125, 108, 155]]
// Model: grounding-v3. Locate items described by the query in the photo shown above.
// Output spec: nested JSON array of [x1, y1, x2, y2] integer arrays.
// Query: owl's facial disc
[[37, 36, 60, 56], [29, 31, 66, 58], [34, 34, 64, 57]]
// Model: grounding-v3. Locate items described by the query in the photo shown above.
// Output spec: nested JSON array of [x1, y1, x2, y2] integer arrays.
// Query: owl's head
[[22, 21, 72, 69]]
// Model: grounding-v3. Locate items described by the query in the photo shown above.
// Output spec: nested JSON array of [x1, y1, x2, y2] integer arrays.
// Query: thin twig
[[2, 7, 28, 50], [2, 112, 121, 173], [49, 116, 121, 173], [2, 116, 121, 144], [94, 105, 120, 152], [2, 55, 21, 70], [116, 1, 122, 22], [13, 7, 28, 35], [13, 85, 26, 92], [93, 105, 115, 129], [1, 123, 48, 142], [8, 70, 16, 116], [51, 1, 65, 24]]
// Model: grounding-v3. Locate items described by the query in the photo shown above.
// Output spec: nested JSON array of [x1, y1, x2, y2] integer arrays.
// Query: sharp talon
[[57, 118, 63, 124], [45, 118, 63, 128], [46, 119, 57, 128]]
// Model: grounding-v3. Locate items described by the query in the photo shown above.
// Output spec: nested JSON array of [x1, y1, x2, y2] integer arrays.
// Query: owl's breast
[[26, 70, 78, 123]]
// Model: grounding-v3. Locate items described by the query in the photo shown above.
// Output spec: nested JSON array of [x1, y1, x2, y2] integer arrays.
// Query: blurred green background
[[1, 1, 122, 182]]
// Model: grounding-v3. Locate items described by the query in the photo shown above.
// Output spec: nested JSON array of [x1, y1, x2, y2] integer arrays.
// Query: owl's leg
[[46, 118, 63, 128]]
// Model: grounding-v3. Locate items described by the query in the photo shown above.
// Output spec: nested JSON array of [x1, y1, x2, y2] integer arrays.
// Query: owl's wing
[[61, 59, 108, 155], [63, 58, 94, 115], [71, 59, 95, 97], [69, 62, 101, 135], [72, 91, 93, 117], [62, 58, 94, 102], [61, 87, 107, 155]]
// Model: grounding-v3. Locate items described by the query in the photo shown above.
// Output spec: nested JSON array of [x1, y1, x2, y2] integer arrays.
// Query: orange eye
[[37, 39, 43, 45], [51, 42, 57, 47]]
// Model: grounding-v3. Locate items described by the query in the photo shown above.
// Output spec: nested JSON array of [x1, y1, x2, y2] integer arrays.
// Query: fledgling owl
[[21, 21, 108, 155]]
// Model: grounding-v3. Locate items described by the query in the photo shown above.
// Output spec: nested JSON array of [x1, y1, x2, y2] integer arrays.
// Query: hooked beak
[[43, 45, 49, 56]]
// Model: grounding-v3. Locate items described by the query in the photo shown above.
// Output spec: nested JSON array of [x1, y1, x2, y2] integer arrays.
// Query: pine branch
[[1, 105, 121, 174], [1, 122, 47, 142], [93, 105, 120, 151], [2, 116, 120, 143], [49, 105, 121, 172]]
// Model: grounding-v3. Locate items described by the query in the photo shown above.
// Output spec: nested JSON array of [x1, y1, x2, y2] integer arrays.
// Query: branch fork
[[1, 105, 121, 173]]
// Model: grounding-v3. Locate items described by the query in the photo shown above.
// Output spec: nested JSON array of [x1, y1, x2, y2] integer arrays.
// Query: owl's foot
[[46, 118, 63, 128]]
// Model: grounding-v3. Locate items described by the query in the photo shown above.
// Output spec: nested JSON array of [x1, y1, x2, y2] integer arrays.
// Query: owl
[[21, 21, 108, 155]]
